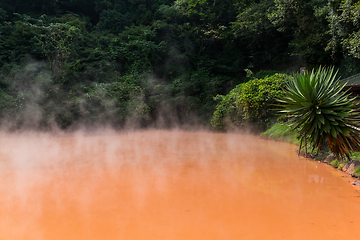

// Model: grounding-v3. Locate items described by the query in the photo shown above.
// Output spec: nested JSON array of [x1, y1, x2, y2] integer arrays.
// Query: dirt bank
[[298, 151, 360, 191]]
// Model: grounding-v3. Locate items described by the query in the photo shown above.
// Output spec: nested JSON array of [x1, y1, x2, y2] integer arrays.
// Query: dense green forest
[[1, 0, 360, 130]]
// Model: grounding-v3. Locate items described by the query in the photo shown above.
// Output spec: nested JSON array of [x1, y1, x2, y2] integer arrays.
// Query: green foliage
[[253, 70, 282, 79], [211, 73, 291, 131], [96, 10, 132, 33], [232, 0, 289, 66], [353, 166, 360, 177], [260, 122, 299, 144], [326, 0, 360, 75], [67, 80, 150, 125], [269, 0, 333, 65], [350, 151, 360, 161], [164, 0, 248, 75], [330, 159, 340, 168], [327, 0, 360, 57], [0, 14, 87, 72], [35, 18, 86, 74], [0, 61, 153, 129], [0, 8, 6, 21], [94, 0, 174, 26], [4, 0, 360, 130], [115, 25, 166, 73], [277, 66, 360, 160]]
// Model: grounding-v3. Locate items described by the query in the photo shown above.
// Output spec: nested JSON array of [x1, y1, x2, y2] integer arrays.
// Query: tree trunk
[[299, 137, 303, 155]]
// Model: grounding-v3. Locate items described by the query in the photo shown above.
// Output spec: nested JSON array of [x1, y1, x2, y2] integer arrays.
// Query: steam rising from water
[[0, 130, 360, 240], [0, 60, 205, 131]]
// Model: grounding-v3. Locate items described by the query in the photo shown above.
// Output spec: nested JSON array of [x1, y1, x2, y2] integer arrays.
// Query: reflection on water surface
[[0, 130, 359, 240]]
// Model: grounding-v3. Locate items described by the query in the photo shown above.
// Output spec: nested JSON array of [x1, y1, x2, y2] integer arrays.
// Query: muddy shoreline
[[298, 151, 360, 190], [262, 135, 360, 190]]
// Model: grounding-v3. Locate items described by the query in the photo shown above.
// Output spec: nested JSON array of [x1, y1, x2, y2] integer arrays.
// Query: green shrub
[[211, 73, 291, 131], [350, 152, 360, 161], [353, 167, 360, 177], [330, 159, 340, 168]]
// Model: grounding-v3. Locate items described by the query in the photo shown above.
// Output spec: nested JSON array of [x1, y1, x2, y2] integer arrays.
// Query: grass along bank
[[260, 123, 299, 145]]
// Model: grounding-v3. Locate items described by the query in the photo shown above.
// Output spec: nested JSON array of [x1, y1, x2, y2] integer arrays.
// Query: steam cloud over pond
[[0, 130, 359, 240]]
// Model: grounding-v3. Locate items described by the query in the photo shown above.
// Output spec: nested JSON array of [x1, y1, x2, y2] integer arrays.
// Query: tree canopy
[[1, 0, 360, 129]]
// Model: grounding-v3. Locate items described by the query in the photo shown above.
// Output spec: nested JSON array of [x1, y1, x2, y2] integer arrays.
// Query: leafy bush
[[211, 73, 291, 131], [330, 159, 340, 168], [353, 167, 360, 177], [350, 152, 360, 161]]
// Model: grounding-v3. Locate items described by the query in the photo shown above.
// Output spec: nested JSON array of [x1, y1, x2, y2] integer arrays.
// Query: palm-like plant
[[277, 66, 360, 160]]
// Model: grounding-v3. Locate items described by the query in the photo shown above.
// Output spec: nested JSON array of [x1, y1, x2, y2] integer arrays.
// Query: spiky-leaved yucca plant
[[277, 66, 360, 160]]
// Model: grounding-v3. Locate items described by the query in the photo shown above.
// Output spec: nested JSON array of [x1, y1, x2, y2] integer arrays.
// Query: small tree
[[277, 66, 360, 160]]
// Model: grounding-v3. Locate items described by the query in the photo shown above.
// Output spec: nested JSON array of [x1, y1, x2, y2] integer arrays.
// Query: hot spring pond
[[0, 130, 359, 240]]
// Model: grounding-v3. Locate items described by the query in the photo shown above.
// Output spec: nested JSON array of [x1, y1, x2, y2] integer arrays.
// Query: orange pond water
[[0, 130, 359, 240]]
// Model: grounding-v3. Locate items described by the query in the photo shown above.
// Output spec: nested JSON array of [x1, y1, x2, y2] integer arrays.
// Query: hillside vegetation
[[1, 0, 360, 129]]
